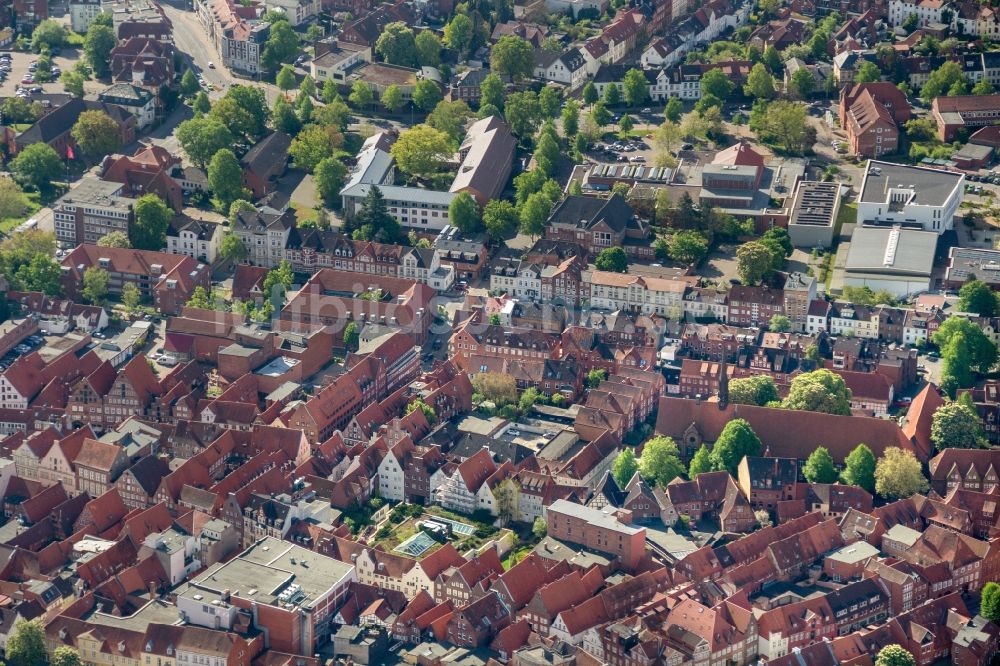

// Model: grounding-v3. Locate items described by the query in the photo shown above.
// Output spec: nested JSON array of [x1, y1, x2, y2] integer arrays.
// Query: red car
[[20, 77, 33, 85]]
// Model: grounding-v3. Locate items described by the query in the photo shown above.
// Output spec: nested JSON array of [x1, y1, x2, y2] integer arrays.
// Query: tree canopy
[[728, 375, 779, 406], [874, 447, 928, 499], [708, 419, 761, 474], [930, 401, 987, 450], [638, 436, 686, 487], [841, 443, 876, 493], [782, 369, 852, 415], [803, 447, 838, 483]]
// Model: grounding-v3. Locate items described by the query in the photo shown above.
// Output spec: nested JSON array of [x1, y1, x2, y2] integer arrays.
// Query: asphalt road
[[160, 1, 283, 106]]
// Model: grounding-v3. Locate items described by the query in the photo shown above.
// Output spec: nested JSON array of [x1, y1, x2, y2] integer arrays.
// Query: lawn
[[835, 201, 856, 238], [0, 191, 42, 234], [290, 201, 317, 225], [370, 503, 503, 559]]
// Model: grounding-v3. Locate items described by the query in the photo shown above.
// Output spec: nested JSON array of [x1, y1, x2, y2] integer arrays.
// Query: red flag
[[66, 145, 74, 160]]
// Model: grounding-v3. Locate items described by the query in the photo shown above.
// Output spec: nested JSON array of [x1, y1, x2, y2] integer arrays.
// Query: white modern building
[[856, 160, 964, 233], [842, 225, 938, 298]]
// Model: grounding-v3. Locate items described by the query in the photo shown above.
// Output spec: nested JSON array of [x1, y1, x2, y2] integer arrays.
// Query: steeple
[[717, 357, 729, 410]]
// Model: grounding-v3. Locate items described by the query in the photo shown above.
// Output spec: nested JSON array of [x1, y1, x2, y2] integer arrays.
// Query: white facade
[[888, 0, 950, 27], [167, 222, 223, 263], [377, 451, 405, 502], [585, 271, 687, 317], [70, 0, 104, 32], [829, 309, 880, 339], [262, 0, 319, 25], [0, 375, 29, 409], [857, 162, 964, 233]]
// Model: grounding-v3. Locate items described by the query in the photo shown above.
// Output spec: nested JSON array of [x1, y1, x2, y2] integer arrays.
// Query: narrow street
[[159, 1, 283, 106]]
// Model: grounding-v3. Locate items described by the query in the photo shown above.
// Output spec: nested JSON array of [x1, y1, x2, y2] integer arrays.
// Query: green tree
[[322, 79, 339, 104], [933, 316, 998, 375], [769, 314, 791, 332], [591, 101, 611, 127], [449, 192, 481, 232], [97, 231, 130, 248], [314, 157, 347, 208], [406, 399, 437, 423], [504, 91, 541, 137], [121, 282, 141, 312], [212, 86, 269, 138], [763, 45, 782, 72], [7, 619, 47, 666], [518, 190, 551, 238], [855, 60, 882, 83], [262, 259, 293, 308], [11, 143, 62, 191], [751, 100, 811, 153], [349, 80, 374, 109], [480, 72, 505, 111], [14, 254, 61, 296], [700, 68, 734, 101], [83, 23, 115, 77], [71, 110, 121, 160], [841, 444, 877, 492], [207, 149, 246, 213], [31, 20, 64, 52], [412, 79, 443, 112], [688, 444, 713, 478], [595, 247, 628, 273], [382, 84, 404, 113], [131, 194, 172, 251], [623, 68, 649, 107], [561, 99, 580, 137], [875, 645, 916, 666], [276, 64, 296, 91], [427, 99, 473, 146], [612, 448, 639, 487], [981, 582, 1000, 621], [532, 516, 547, 539], [803, 447, 838, 483], [483, 199, 518, 239], [728, 375, 779, 406], [618, 114, 634, 138], [972, 79, 995, 95], [533, 130, 561, 177], [82, 266, 109, 305], [353, 185, 401, 243], [638, 436, 685, 487], [290, 124, 342, 172], [415, 30, 441, 67], [272, 95, 301, 135], [61, 70, 86, 98], [180, 69, 200, 96], [668, 229, 710, 264], [193, 91, 211, 115], [186, 285, 212, 309], [261, 18, 299, 72], [376, 22, 417, 67], [176, 117, 234, 168], [444, 13, 473, 57], [708, 418, 761, 474], [921, 60, 966, 102], [931, 401, 986, 450], [736, 241, 775, 285], [604, 83, 621, 106], [219, 233, 248, 263], [958, 279, 998, 317], [391, 125, 451, 180], [783, 369, 852, 415], [582, 81, 598, 105], [343, 321, 359, 350], [664, 96, 683, 123], [789, 68, 816, 98], [539, 85, 562, 118], [875, 447, 928, 499], [491, 35, 534, 80], [744, 62, 776, 99]]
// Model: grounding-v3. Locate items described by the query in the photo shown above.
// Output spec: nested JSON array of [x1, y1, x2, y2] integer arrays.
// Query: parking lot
[[0, 333, 45, 371], [0, 49, 84, 99]]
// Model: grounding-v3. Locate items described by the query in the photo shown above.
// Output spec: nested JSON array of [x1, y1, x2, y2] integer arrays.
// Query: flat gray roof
[[947, 246, 1000, 285], [845, 225, 937, 277], [179, 537, 354, 611], [548, 499, 643, 535], [859, 160, 963, 207]]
